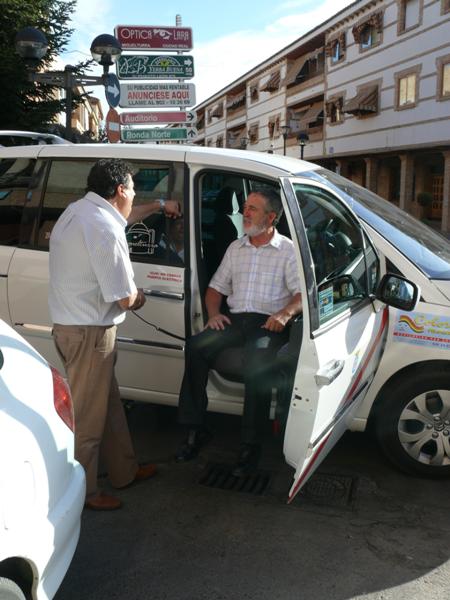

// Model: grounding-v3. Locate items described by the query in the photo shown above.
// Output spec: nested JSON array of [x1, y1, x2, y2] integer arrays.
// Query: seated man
[[175, 189, 302, 476]]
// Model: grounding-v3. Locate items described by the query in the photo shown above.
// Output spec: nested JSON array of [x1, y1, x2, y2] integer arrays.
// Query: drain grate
[[198, 463, 271, 495], [296, 472, 357, 508]]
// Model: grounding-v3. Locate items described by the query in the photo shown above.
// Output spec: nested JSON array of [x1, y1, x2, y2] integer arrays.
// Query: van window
[[198, 171, 281, 280], [29, 159, 185, 266], [0, 157, 35, 246], [294, 183, 377, 325]]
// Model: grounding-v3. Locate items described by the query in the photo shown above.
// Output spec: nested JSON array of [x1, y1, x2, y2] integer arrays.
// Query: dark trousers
[[178, 313, 288, 444]]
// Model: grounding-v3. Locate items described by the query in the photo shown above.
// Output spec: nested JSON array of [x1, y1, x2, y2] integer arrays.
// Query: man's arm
[[204, 287, 231, 330], [263, 293, 302, 333], [127, 200, 181, 225], [117, 288, 146, 311]]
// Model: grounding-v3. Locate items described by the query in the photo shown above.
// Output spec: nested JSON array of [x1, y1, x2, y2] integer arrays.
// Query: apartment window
[[326, 97, 344, 124], [268, 115, 280, 139], [395, 67, 420, 109], [441, 0, 450, 15], [226, 91, 246, 113], [216, 135, 224, 148], [250, 84, 259, 103], [326, 32, 346, 64], [211, 103, 224, 119], [398, 0, 422, 33], [352, 11, 383, 50], [248, 123, 259, 144], [436, 55, 450, 101]]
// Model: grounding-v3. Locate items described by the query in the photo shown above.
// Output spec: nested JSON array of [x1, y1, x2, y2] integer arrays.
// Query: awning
[[260, 71, 280, 92], [297, 103, 324, 129], [227, 125, 247, 147], [343, 85, 378, 114], [248, 123, 259, 140], [226, 91, 246, 110], [283, 54, 309, 86], [211, 104, 223, 118]]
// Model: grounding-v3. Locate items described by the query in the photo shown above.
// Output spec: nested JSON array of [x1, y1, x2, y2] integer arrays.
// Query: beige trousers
[[53, 324, 138, 498]]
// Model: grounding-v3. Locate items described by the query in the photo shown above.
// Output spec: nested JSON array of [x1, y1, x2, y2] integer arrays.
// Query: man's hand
[[262, 310, 291, 333], [205, 313, 231, 331], [129, 288, 146, 311], [163, 200, 181, 219]]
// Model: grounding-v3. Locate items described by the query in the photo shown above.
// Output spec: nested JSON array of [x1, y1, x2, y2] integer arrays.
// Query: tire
[[374, 367, 450, 479], [0, 577, 26, 600]]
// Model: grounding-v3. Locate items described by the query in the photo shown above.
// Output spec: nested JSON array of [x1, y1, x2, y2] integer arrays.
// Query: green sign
[[117, 55, 194, 80], [121, 128, 193, 142]]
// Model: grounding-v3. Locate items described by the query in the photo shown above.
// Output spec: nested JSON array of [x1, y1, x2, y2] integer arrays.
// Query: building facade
[[193, 0, 450, 233]]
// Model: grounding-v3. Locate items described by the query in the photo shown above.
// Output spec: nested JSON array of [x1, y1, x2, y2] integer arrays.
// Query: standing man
[[176, 189, 302, 476], [49, 159, 160, 510]]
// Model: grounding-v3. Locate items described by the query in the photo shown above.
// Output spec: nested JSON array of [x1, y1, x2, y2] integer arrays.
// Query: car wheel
[[375, 367, 450, 478], [0, 577, 26, 600]]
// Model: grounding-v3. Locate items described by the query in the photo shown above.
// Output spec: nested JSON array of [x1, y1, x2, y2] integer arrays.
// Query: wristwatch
[[158, 198, 166, 212]]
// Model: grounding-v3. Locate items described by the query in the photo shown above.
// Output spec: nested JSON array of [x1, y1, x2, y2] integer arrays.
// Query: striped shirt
[[209, 230, 301, 315], [49, 191, 137, 326]]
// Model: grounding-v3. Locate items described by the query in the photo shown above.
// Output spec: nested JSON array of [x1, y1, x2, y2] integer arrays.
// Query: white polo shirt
[[209, 230, 301, 315], [49, 192, 137, 326]]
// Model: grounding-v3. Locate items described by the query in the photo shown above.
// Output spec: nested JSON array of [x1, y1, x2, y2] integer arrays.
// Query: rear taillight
[[51, 366, 74, 431]]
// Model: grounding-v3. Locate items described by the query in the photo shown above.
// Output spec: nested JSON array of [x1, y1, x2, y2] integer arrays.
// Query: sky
[[62, 0, 357, 113]]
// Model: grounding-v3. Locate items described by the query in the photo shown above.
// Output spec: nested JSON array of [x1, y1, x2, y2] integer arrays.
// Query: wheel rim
[[398, 389, 450, 467]]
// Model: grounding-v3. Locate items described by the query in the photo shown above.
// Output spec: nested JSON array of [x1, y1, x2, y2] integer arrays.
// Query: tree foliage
[[0, 0, 92, 132]]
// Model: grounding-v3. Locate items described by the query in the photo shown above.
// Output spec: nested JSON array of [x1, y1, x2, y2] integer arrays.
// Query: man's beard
[[244, 219, 269, 237]]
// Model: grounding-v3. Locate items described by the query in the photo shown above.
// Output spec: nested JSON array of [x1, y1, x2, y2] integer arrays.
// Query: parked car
[[0, 319, 85, 599], [0, 130, 70, 147], [0, 143, 449, 501]]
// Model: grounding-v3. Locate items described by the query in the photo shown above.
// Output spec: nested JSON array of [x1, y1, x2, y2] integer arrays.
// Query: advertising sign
[[115, 25, 193, 51], [119, 83, 195, 108], [120, 111, 196, 125], [117, 55, 194, 80], [121, 128, 196, 142]]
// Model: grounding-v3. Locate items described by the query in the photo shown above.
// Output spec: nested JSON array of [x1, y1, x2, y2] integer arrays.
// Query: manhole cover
[[296, 472, 357, 508], [198, 463, 271, 495]]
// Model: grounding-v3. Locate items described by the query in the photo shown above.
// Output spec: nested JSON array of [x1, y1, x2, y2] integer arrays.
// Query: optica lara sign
[[115, 25, 193, 51]]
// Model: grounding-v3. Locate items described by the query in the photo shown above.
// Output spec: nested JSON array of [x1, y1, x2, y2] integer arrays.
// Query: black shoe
[[175, 428, 212, 462], [231, 443, 261, 477]]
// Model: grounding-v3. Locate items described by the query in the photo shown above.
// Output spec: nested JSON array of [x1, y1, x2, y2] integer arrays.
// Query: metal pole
[[64, 65, 74, 142], [300, 144, 304, 160], [283, 134, 286, 156]]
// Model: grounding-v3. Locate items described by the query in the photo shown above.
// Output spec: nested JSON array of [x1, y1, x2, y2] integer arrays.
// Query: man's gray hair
[[258, 188, 283, 224]]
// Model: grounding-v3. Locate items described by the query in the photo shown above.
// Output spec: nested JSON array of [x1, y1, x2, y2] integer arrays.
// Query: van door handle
[[143, 289, 184, 301], [315, 359, 345, 386]]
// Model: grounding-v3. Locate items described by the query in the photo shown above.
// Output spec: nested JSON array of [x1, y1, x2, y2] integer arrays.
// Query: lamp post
[[297, 131, 309, 160], [240, 136, 249, 150], [280, 124, 290, 156], [15, 28, 122, 141]]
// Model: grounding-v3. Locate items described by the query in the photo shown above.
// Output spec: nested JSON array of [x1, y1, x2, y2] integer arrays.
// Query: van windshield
[[302, 169, 450, 280]]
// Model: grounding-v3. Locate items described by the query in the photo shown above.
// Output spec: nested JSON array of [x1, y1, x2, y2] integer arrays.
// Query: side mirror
[[375, 273, 420, 311]]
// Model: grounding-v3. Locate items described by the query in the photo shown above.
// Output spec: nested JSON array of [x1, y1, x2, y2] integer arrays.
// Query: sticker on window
[[319, 286, 334, 319], [393, 312, 450, 350], [127, 222, 157, 255]]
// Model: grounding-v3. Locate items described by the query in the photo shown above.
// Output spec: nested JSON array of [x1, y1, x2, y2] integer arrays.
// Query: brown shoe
[[134, 463, 157, 482], [84, 492, 122, 511], [115, 463, 158, 490]]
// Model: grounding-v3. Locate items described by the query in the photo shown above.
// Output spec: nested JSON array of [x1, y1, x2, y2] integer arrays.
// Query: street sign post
[[105, 73, 121, 108], [106, 108, 121, 143], [120, 111, 196, 125], [119, 83, 196, 108], [117, 55, 194, 80], [115, 25, 193, 51], [121, 127, 197, 143]]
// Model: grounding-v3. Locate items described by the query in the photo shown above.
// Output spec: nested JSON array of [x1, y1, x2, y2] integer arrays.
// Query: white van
[[0, 144, 449, 501]]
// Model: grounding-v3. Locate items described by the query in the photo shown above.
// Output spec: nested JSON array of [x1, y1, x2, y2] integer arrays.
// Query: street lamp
[[280, 124, 290, 156], [15, 27, 122, 141], [240, 136, 249, 150], [297, 131, 309, 160]]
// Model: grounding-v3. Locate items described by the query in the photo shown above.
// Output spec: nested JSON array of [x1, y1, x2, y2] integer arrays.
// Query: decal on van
[[393, 312, 450, 350], [127, 222, 157, 255]]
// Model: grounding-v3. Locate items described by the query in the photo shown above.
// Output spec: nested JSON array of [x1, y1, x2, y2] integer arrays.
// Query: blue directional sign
[[105, 73, 121, 108]]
